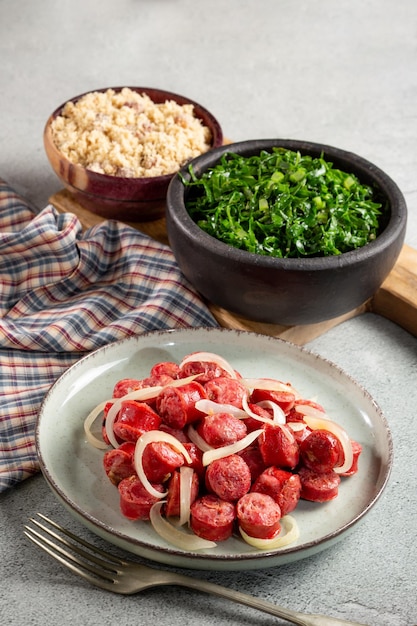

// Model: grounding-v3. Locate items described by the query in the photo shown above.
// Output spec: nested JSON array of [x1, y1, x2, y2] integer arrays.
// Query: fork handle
[[163, 572, 368, 626]]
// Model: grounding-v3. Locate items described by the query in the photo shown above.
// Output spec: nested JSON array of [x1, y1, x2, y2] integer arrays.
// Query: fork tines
[[24, 513, 122, 590]]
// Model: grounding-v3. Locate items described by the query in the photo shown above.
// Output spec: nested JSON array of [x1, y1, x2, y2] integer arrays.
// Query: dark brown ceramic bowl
[[44, 87, 223, 221], [166, 139, 407, 325]]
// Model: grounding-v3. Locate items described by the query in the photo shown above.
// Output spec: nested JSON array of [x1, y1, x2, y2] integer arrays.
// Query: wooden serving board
[[49, 189, 417, 345]]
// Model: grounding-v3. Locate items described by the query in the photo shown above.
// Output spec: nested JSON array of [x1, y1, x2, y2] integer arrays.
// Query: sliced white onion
[[133, 431, 193, 499], [279, 422, 297, 444], [178, 466, 194, 527], [239, 515, 299, 550], [240, 377, 300, 398], [104, 400, 122, 449], [150, 501, 217, 551], [202, 429, 264, 466], [179, 351, 238, 379], [294, 404, 326, 420], [166, 374, 200, 387], [195, 399, 248, 419], [187, 424, 214, 452], [287, 422, 308, 432], [83, 401, 110, 450], [241, 395, 275, 425], [256, 400, 286, 425], [300, 412, 354, 474]]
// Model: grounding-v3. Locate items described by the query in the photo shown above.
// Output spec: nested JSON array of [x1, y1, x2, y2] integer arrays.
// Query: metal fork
[[24, 514, 369, 626]]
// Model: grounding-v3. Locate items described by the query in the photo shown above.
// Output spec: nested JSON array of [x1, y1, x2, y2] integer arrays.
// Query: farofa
[[50, 88, 212, 178]]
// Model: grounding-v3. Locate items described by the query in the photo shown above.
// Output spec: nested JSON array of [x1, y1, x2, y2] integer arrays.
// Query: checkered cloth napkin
[[0, 178, 218, 491]]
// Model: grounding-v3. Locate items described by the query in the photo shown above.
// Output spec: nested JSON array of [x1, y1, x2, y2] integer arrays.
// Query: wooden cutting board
[[49, 189, 417, 345]]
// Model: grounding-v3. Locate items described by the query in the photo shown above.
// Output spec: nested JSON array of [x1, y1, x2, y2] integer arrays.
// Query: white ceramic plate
[[36, 328, 392, 571]]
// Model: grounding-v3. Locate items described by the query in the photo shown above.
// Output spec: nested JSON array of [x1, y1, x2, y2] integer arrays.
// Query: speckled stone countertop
[[1, 1, 416, 625]]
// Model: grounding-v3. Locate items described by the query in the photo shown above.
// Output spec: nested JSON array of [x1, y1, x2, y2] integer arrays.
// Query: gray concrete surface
[[1, 1, 416, 625]]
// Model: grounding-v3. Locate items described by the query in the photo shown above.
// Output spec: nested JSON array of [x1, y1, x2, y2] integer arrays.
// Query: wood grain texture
[[49, 189, 416, 343]]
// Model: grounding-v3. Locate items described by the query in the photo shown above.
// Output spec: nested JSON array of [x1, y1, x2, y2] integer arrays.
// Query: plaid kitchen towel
[[0, 178, 218, 491]]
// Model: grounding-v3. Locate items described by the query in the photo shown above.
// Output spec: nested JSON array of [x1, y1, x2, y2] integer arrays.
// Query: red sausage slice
[[205, 454, 251, 502], [103, 441, 135, 486], [118, 476, 164, 520], [113, 400, 162, 443], [259, 423, 300, 469], [197, 412, 247, 448], [190, 495, 236, 542], [298, 466, 341, 502], [156, 381, 207, 429], [299, 429, 344, 474], [237, 492, 282, 539], [250, 388, 296, 414], [141, 441, 185, 483], [339, 440, 362, 476], [165, 469, 200, 518], [251, 466, 301, 516], [204, 376, 247, 408]]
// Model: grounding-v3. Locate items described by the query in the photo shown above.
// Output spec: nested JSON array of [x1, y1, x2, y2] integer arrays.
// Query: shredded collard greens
[[183, 148, 385, 258]]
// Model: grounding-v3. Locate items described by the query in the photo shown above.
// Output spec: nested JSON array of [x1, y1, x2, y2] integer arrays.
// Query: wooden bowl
[[44, 87, 223, 221]]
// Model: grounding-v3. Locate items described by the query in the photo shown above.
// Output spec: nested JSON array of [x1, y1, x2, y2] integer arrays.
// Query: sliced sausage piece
[[339, 440, 362, 476], [251, 466, 301, 516], [112, 378, 143, 398], [165, 469, 199, 518], [190, 495, 236, 542], [205, 454, 252, 502], [197, 412, 247, 448], [204, 376, 247, 408], [156, 381, 207, 429], [118, 476, 164, 520], [298, 466, 341, 502], [178, 360, 233, 384], [141, 441, 185, 483], [299, 429, 344, 474], [183, 442, 205, 479], [286, 399, 326, 422], [113, 400, 162, 443], [238, 445, 266, 483], [150, 361, 180, 379], [250, 388, 295, 414], [259, 423, 300, 470], [244, 402, 274, 433], [237, 492, 281, 539], [103, 442, 135, 486]]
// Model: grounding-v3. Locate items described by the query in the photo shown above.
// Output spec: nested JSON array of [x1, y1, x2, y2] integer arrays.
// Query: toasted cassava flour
[[50, 88, 212, 177]]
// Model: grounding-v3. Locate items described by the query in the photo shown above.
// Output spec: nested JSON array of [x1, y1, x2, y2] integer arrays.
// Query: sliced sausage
[[150, 361, 180, 379], [156, 381, 207, 429], [178, 360, 232, 384], [259, 423, 300, 469], [339, 440, 362, 476], [103, 441, 135, 486], [237, 492, 281, 539], [205, 454, 251, 502], [141, 441, 185, 483], [299, 429, 344, 474], [250, 388, 295, 414], [251, 466, 301, 516], [197, 412, 247, 448], [190, 494, 236, 542], [165, 469, 199, 518], [118, 475, 164, 520], [298, 466, 341, 502], [238, 445, 266, 483], [113, 400, 162, 443], [204, 376, 247, 408]]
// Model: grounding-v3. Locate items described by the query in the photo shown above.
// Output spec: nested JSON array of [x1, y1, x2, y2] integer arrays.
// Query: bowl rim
[[167, 138, 407, 270], [44, 85, 224, 190]]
